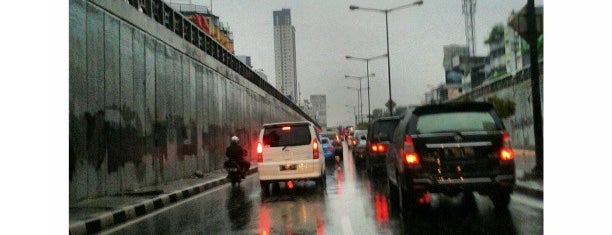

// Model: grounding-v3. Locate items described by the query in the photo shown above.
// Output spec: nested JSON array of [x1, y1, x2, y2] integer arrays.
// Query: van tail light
[[500, 130, 514, 161], [403, 135, 420, 165], [312, 139, 320, 159], [370, 143, 387, 153], [257, 142, 263, 163]]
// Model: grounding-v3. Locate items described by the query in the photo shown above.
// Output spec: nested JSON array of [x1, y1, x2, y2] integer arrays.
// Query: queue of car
[[254, 101, 515, 215]]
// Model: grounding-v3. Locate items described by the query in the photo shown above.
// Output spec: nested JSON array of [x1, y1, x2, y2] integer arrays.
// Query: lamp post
[[346, 54, 388, 122], [350, 0, 423, 115], [346, 74, 375, 124], [346, 86, 362, 124], [345, 105, 358, 127]]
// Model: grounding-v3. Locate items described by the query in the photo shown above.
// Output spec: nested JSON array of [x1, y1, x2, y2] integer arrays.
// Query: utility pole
[[527, 0, 543, 176]]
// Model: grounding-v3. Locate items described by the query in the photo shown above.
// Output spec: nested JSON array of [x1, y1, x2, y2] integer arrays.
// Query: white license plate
[[280, 164, 297, 171]]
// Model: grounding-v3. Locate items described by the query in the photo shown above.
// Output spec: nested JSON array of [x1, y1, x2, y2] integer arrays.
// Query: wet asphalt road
[[104, 142, 543, 235]]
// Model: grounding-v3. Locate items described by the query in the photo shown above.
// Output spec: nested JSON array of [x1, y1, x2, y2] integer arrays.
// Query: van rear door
[[261, 124, 313, 162]]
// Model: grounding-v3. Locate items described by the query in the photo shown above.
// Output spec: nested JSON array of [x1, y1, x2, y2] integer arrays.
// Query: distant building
[[486, 25, 507, 80], [167, 1, 235, 54], [236, 55, 252, 68], [310, 95, 327, 129], [254, 69, 268, 82], [273, 9, 298, 103]]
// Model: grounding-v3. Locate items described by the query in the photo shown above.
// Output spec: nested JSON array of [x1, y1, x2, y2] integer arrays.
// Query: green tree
[[394, 106, 408, 116], [487, 95, 516, 119], [371, 109, 384, 120], [485, 23, 505, 44]]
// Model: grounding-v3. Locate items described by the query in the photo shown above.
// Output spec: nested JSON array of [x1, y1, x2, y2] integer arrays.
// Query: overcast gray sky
[[172, 0, 543, 126]]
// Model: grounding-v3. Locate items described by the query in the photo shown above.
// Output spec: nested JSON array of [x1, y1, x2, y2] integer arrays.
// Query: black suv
[[386, 102, 515, 213], [366, 116, 401, 174]]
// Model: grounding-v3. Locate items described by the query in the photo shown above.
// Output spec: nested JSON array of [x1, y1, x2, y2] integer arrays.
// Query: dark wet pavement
[[104, 143, 543, 235]]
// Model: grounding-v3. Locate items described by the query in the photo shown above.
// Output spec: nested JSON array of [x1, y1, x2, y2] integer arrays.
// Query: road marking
[[341, 216, 354, 235], [99, 175, 254, 235]]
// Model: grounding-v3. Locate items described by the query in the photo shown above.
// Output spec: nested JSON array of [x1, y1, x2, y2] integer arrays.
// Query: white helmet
[[231, 136, 239, 143]]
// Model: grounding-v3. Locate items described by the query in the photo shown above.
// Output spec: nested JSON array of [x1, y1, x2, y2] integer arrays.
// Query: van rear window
[[416, 111, 499, 133], [372, 120, 399, 141], [263, 125, 311, 147]]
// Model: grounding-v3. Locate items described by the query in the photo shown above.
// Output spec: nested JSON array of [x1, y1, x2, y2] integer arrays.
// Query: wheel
[[317, 170, 327, 190], [490, 192, 511, 209], [260, 181, 270, 196], [387, 177, 400, 215]]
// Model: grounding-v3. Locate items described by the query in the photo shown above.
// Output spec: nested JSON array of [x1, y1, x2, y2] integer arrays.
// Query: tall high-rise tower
[[273, 9, 298, 103], [462, 0, 476, 57]]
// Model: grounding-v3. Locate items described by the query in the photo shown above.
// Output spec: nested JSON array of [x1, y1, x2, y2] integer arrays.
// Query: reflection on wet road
[[107, 142, 543, 235]]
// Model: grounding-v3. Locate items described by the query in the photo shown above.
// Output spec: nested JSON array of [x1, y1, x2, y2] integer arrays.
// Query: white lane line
[[99, 176, 254, 235], [341, 215, 354, 235]]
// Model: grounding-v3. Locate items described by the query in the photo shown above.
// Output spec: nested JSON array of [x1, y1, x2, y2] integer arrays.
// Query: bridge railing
[[123, 0, 319, 127]]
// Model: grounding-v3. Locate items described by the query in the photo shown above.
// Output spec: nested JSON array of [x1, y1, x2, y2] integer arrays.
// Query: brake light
[[403, 135, 420, 165], [313, 139, 320, 159], [500, 130, 514, 161], [370, 143, 387, 153], [257, 142, 263, 163], [282, 126, 291, 131]]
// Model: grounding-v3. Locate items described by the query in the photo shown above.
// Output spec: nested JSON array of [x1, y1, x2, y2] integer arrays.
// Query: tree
[[371, 109, 384, 120], [485, 23, 505, 44], [486, 95, 516, 119], [394, 106, 408, 116]]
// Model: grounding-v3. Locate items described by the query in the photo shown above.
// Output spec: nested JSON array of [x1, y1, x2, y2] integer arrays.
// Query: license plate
[[228, 167, 238, 172], [444, 147, 475, 159], [280, 164, 297, 171]]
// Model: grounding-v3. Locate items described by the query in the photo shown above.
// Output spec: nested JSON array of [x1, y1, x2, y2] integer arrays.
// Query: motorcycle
[[224, 160, 244, 187]]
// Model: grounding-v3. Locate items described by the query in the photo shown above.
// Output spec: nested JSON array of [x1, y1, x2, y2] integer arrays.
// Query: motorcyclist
[[225, 136, 250, 179]]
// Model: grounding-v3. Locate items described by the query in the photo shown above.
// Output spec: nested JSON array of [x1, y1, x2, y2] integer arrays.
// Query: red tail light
[[500, 130, 514, 161], [370, 143, 387, 153], [312, 139, 320, 159], [257, 142, 263, 163], [403, 135, 420, 165]]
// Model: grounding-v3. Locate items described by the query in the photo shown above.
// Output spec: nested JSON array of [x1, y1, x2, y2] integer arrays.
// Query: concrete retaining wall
[[69, 0, 306, 202]]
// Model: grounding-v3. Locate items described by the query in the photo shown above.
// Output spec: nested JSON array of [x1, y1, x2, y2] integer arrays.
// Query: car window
[[416, 111, 499, 133], [372, 120, 399, 141], [321, 138, 330, 144], [263, 125, 311, 147]]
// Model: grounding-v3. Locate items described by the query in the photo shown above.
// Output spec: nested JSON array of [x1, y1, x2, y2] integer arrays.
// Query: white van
[[257, 121, 326, 194]]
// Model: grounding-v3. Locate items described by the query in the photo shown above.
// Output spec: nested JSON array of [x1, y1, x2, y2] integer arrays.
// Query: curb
[[514, 184, 543, 199], [69, 167, 258, 235]]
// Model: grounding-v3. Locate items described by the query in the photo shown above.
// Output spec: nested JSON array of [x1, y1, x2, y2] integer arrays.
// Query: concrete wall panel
[[70, 0, 309, 201]]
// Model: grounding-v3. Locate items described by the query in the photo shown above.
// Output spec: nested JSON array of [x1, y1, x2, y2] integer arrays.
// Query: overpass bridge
[[69, 0, 317, 202]]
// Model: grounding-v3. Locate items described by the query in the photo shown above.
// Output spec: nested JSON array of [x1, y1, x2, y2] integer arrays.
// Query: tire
[[260, 181, 270, 196], [490, 192, 511, 209], [317, 170, 327, 190], [387, 177, 400, 215]]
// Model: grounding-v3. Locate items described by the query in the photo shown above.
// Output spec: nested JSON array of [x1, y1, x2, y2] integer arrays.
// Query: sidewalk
[[68, 166, 258, 235], [513, 149, 544, 199]]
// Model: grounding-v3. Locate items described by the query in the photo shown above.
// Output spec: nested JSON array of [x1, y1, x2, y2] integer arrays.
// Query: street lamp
[[346, 73, 375, 123], [345, 105, 358, 126], [346, 54, 388, 122], [346, 86, 362, 124], [350, 0, 423, 115]]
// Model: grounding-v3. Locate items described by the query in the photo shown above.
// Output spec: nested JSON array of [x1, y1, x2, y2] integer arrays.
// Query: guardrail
[[122, 0, 319, 127]]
